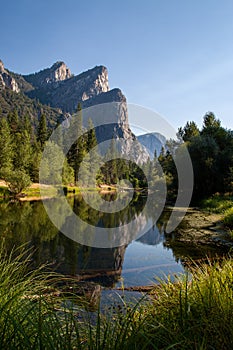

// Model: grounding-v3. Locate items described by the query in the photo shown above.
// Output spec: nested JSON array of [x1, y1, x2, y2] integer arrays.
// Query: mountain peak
[[51, 61, 66, 68], [23, 61, 72, 87], [0, 60, 4, 73]]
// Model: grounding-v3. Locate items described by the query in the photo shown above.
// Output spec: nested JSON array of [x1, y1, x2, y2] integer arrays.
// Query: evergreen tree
[[40, 141, 63, 185], [67, 103, 85, 183], [37, 114, 48, 150], [13, 130, 32, 173], [54, 121, 63, 149], [86, 118, 101, 186], [62, 159, 75, 185], [87, 118, 97, 150], [103, 138, 118, 184], [178, 121, 199, 142], [21, 114, 33, 141], [7, 109, 19, 134], [0, 118, 13, 177], [77, 102, 82, 113], [29, 141, 42, 182], [78, 152, 90, 186], [75, 137, 86, 183], [203, 112, 221, 129]]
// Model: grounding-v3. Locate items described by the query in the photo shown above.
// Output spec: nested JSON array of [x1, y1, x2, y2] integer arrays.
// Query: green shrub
[[201, 195, 233, 213], [223, 207, 233, 228], [4, 170, 31, 195]]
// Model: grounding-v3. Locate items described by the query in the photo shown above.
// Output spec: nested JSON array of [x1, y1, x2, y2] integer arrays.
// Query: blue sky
[[1, 0, 233, 132]]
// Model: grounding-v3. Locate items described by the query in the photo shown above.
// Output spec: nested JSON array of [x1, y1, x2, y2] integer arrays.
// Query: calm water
[[0, 193, 225, 288]]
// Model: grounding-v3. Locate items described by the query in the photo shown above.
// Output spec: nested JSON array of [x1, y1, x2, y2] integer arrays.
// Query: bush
[[223, 207, 233, 228], [5, 170, 31, 195], [201, 195, 233, 213]]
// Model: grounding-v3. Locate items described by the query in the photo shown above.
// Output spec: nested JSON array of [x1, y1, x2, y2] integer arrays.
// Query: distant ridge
[[137, 132, 167, 159]]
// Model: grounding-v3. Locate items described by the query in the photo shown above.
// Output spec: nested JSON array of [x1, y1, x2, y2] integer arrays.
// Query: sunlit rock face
[[1, 59, 149, 162], [23, 63, 109, 112], [137, 132, 167, 159], [23, 61, 72, 86], [23, 61, 149, 162], [0, 60, 20, 93]]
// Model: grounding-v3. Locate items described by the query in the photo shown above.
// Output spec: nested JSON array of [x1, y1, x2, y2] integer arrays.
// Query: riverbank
[[166, 207, 233, 248], [0, 181, 118, 201]]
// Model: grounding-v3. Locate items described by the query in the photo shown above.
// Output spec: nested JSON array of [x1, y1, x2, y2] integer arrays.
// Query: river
[[0, 192, 229, 288]]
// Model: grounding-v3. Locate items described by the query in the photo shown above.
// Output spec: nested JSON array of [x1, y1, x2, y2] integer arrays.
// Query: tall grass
[[0, 243, 232, 349], [0, 243, 84, 349], [146, 258, 233, 349], [223, 207, 233, 228]]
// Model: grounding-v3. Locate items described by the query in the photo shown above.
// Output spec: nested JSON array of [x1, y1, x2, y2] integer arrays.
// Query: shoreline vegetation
[[0, 244, 232, 349], [0, 181, 118, 201]]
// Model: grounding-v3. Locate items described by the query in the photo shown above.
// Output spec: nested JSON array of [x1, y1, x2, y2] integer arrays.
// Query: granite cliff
[[23, 63, 110, 113], [0, 60, 20, 93], [137, 132, 167, 159], [0, 60, 149, 162]]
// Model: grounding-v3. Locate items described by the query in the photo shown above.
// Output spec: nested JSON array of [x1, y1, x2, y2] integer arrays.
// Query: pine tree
[[0, 118, 13, 177], [21, 114, 33, 141], [77, 102, 82, 113], [29, 141, 42, 182], [103, 138, 119, 184], [7, 109, 19, 134], [37, 114, 48, 150], [87, 118, 97, 150], [13, 130, 32, 173], [62, 158, 75, 185], [86, 118, 101, 186], [67, 103, 87, 184], [75, 137, 86, 183]]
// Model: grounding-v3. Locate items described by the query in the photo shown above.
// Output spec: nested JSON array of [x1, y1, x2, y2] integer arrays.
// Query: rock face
[[137, 132, 167, 159], [0, 59, 149, 162], [24, 64, 109, 112], [22, 61, 149, 162], [0, 60, 4, 73], [0, 60, 20, 93], [24, 61, 72, 87], [80, 89, 149, 163]]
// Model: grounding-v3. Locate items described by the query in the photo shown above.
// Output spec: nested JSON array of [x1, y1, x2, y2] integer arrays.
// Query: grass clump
[[223, 207, 233, 228], [0, 243, 232, 349], [86, 258, 233, 349], [201, 194, 233, 214], [223, 207, 233, 239], [201, 194, 233, 239], [0, 244, 84, 349], [146, 258, 233, 349]]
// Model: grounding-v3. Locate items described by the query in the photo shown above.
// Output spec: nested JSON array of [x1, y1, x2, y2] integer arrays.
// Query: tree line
[[0, 109, 48, 193], [158, 112, 233, 202], [0, 104, 232, 201]]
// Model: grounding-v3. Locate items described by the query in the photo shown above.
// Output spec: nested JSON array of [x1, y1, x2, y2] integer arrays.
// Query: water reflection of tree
[[71, 192, 147, 228]]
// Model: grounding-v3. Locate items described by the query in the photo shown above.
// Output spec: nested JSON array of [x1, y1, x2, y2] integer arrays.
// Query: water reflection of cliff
[[136, 225, 164, 245], [0, 192, 169, 287]]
